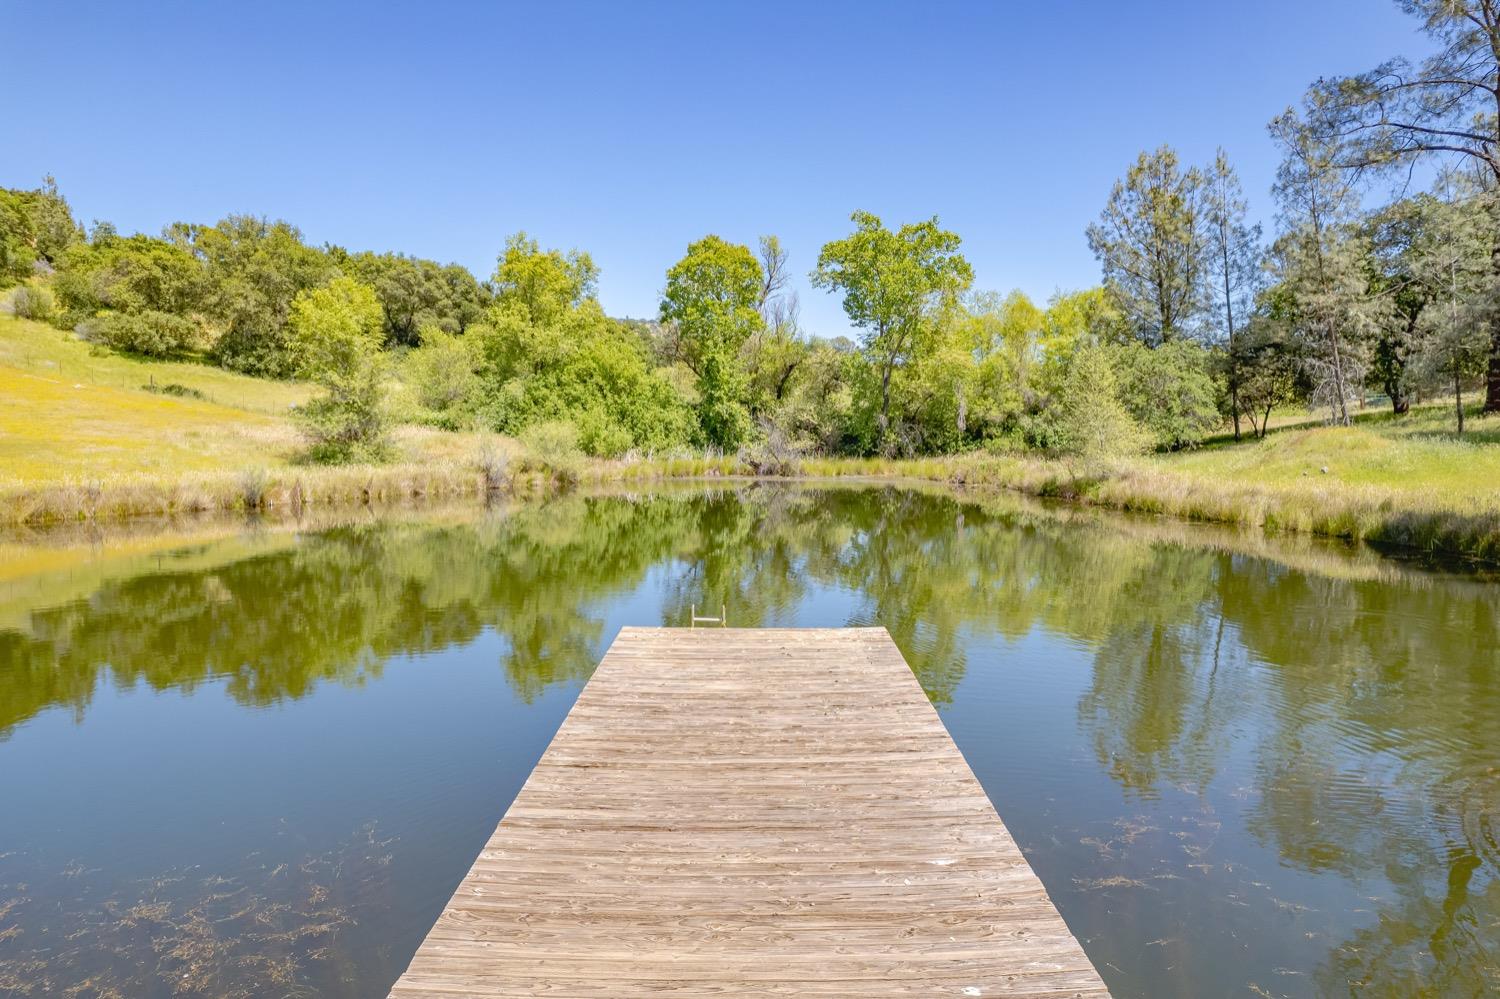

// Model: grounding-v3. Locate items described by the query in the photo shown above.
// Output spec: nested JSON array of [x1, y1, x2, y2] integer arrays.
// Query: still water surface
[[0, 484, 1496, 997]]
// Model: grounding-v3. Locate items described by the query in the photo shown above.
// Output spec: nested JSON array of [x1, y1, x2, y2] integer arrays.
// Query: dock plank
[[389, 627, 1109, 997]]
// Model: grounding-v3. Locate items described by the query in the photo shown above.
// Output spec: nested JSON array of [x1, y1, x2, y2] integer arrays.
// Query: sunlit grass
[[0, 364, 302, 482], [1160, 404, 1500, 498], [0, 311, 509, 488], [0, 313, 310, 414], [0, 461, 504, 526], [0, 313, 526, 523]]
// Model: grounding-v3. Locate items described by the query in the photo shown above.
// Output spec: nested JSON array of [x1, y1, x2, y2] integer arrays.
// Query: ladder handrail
[[689, 603, 727, 628]]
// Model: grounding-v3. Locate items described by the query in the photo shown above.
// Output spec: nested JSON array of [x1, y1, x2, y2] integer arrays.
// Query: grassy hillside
[[0, 312, 310, 414], [0, 313, 488, 486], [1160, 404, 1500, 503], [0, 314, 305, 483]]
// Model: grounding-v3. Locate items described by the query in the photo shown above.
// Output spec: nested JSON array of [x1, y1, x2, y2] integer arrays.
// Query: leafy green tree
[[44, 227, 209, 355], [1419, 294, 1490, 434], [1035, 288, 1122, 400], [917, 324, 977, 451], [492, 232, 598, 326], [1114, 339, 1221, 450], [1363, 195, 1443, 415], [287, 277, 390, 462], [982, 291, 1041, 409], [441, 263, 490, 331], [25, 176, 82, 262], [0, 176, 82, 284], [186, 215, 334, 377], [1087, 146, 1208, 344], [1202, 149, 1262, 437], [766, 337, 862, 454], [949, 291, 1031, 439], [812, 211, 972, 449], [1235, 289, 1310, 437], [660, 235, 765, 450], [1301, 0, 1500, 412], [1410, 189, 1496, 433], [743, 320, 807, 416], [743, 235, 804, 420], [342, 251, 490, 346], [472, 298, 693, 457], [0, 192, 37, 285], [474, 232, 691, 456], [694, 350, 750, 450], [1269, 109, 1375, 426], [343, 251, 446, 346], [54, 231, 206, 327]]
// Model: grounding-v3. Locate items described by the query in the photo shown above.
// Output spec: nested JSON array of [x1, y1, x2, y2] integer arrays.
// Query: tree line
[[2, 1, 1495, 463], [1087, 0, 1500, 439], [1, 181, 1168, 462]]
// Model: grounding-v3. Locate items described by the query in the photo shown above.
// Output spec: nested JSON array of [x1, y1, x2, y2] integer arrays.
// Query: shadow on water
[[0, 483, 1496, 996]]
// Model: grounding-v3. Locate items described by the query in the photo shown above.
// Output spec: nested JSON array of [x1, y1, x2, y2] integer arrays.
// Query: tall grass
[[0, 461, 492, 526]]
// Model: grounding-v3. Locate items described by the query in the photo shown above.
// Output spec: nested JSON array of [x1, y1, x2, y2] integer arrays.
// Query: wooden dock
[[389, 627, 1109, 997]]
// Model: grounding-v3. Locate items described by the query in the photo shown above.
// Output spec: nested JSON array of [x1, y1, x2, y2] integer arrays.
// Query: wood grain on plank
[[388, 627, 1110, 998]]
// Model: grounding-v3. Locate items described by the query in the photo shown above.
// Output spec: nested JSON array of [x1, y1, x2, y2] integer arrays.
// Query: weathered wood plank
[[388, 627, 1110, 997]]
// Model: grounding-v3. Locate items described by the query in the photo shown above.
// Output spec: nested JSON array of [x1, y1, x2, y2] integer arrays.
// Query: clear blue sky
[[8, 1, 1428, 338]]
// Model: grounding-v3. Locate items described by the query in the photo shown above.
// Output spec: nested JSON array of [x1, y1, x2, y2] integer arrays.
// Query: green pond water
[[0, 484, 1496, 998]]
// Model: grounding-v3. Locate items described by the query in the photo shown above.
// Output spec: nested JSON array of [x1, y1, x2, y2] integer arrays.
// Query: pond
[[0, 484, 1496, 997]]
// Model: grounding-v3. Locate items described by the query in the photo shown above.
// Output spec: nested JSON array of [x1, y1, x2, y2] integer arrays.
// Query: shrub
[[476, 439, 511, 491], [469, 307, 697, 455], [1114, 339, 1220, 450], [141, 381, 206, 399], [520, 420, 584, 484], [1018, 411, 1068, 453], [414, 409, 468, 432], [740, 414, 806, 475], [294, 374, 391, 464], [12, 285, 54, 321], [87, 310, 201, 357], [1040, 344, 1149, 465], [575, 408, 633, 458], [239, 467, 270, 509], [406, 328, 479, 414]]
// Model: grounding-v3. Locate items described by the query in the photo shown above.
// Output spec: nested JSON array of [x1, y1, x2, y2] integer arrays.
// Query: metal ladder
[[689, 604, 726, 628]]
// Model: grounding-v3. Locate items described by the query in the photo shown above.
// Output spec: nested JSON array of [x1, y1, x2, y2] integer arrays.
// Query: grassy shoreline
[[797, 453, 1500, 563], [3, 447, 1498, 564]]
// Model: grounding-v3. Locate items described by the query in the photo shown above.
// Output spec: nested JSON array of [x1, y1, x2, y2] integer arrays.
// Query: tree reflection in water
[[0, 484, 1496, 995]]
